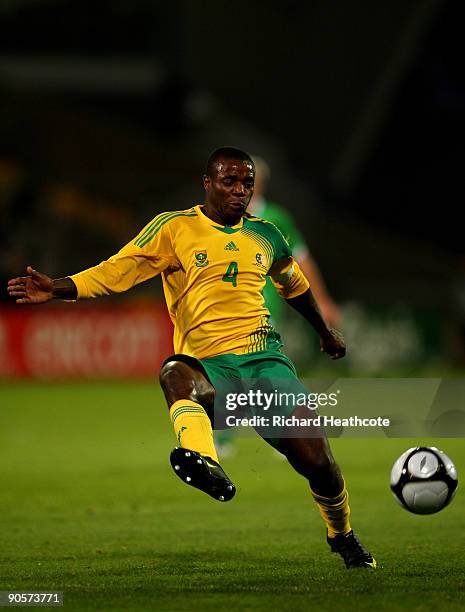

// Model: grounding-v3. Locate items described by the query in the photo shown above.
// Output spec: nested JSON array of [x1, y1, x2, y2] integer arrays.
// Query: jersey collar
[[195, 204, 245, 233]]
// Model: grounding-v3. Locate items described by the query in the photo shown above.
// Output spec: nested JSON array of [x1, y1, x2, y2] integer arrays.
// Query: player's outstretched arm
[[286, 288, 346, 360], [7, 266, 77, 304]]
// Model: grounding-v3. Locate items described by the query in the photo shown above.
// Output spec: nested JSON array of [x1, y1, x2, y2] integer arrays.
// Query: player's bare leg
[[159, 357, 236, 502], [279, 405, 376, 569]]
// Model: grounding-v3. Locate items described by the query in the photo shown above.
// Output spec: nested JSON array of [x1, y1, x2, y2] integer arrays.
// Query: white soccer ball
[[390, 446, 458, 514]]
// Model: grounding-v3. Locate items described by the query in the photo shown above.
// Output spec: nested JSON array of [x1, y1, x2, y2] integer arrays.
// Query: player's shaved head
[[206, 147, 255, 178]]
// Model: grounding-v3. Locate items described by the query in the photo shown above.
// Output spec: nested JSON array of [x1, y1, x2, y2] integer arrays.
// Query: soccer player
[[7, 147, 375, 569]]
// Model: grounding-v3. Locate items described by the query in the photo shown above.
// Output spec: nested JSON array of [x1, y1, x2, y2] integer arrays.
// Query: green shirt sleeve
[[263, 200, 308, 255]]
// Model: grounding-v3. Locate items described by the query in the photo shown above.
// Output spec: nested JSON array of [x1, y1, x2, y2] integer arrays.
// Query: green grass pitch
[[1, 381, 464, 611]]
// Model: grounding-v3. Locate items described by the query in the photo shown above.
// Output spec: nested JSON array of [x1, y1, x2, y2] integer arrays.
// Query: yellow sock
[[311, 483, 351, 538], [169, 399, 219, 463]]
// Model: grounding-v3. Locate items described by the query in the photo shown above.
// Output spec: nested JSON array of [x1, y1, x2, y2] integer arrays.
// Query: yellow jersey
[[70, 205, 309, 359]]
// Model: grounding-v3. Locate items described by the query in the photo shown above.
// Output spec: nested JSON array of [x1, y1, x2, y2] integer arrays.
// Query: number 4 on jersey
[[222, 261, 239, 287]]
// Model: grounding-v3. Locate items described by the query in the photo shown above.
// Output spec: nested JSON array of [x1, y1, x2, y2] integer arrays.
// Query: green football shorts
[[195, 350, 311, 450]]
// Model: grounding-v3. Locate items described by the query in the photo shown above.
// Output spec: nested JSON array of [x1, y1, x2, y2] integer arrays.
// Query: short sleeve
[[268, 257, 309, 299]]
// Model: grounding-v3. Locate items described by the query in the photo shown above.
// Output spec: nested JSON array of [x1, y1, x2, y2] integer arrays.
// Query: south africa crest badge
[[194, 250, 209, 267]]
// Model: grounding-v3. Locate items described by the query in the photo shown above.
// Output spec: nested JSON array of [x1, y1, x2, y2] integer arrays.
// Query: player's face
[[203, 158, 255, 225]]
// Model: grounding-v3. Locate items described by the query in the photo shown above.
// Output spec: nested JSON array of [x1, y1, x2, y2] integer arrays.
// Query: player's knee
[[308, 450, 334, 474], [197, 384, 215, 408], [159, 360, 178, 386], [159, 360, 214, 410], [305, 439, 335, 471], [159, 360, 197, 399], [283, 438, 335, 476]]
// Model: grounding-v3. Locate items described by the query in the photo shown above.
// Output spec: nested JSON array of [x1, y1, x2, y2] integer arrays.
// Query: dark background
[[1, 0, 464, 365]]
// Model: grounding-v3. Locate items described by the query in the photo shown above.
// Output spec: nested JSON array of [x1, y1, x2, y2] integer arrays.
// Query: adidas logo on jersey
[[224, 241, 239, 251]]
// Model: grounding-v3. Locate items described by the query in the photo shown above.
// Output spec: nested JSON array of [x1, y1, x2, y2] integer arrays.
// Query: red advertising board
[[0, 303, 173, 379]]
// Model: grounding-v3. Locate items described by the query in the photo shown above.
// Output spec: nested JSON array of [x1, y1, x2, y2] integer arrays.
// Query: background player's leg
[[215, 429, 237, 458]]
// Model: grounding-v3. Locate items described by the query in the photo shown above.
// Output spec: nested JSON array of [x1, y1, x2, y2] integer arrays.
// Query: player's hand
[[7, 266, 54, 304], [320, 328, 346, 360]]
